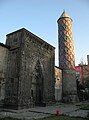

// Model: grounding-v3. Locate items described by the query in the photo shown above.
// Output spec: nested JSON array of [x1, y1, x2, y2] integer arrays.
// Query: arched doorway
[[31, 60, 44, 106], [35, 60, 44, 106]]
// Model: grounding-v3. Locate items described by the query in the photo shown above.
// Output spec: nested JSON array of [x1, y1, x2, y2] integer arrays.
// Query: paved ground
[[0, 102, 89, 120], [0, 110, 50, 120]]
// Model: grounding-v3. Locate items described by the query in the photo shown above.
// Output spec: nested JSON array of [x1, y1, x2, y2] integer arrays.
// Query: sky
[[0, 0, 89, 66]]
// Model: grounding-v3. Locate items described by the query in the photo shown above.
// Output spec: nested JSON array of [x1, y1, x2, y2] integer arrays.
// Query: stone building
[[0, 43, 9, 103], [0, 28, 55, 109], [55, 66, 62, 101], [57, 11, 77, 102], [0, 11, 78, 108]]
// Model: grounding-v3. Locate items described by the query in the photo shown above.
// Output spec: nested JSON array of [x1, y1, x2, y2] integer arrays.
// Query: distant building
[[75, 55, 89, 84], [75, 55, 89, 101]]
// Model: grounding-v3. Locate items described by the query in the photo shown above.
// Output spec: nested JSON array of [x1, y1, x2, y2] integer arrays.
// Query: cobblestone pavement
[[0, 103, 89, 119]]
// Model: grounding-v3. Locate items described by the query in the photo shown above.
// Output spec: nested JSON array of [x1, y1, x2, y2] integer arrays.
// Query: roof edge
[[6, 28, 25, 36], [0, 42, 10, 49], [6, 28, 55, 50]]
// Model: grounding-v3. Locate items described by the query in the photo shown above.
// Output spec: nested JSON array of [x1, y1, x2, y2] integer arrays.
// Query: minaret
[[57, 11, 77, 102], [57, 11, 75, 69]]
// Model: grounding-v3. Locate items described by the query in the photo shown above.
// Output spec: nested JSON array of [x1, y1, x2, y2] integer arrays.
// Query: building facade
[[0, 28, 55, 109], [0, 43, 9, 103]]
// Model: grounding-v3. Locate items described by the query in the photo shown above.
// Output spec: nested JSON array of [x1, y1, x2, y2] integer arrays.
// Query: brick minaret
[[57, 11, 75, 69], [57, 11, 77, 102]]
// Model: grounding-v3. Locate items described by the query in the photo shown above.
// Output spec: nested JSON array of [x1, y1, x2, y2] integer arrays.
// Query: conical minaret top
[[57, 11, 72, 22], [57, 11, 75, 69]]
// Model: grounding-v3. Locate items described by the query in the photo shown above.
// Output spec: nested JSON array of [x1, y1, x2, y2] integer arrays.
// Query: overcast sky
[[0, 0, 89, 66]]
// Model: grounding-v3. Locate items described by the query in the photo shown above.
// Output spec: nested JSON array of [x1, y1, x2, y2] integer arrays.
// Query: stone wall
[[5, 28, 55, 109], [5, 30, 23, 108], [55, 66, 62, 88], [18, 30, 55, 108], [62, 69, 77, 102], [0, 44, 9, 104], [55, 66, 62, 101]]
